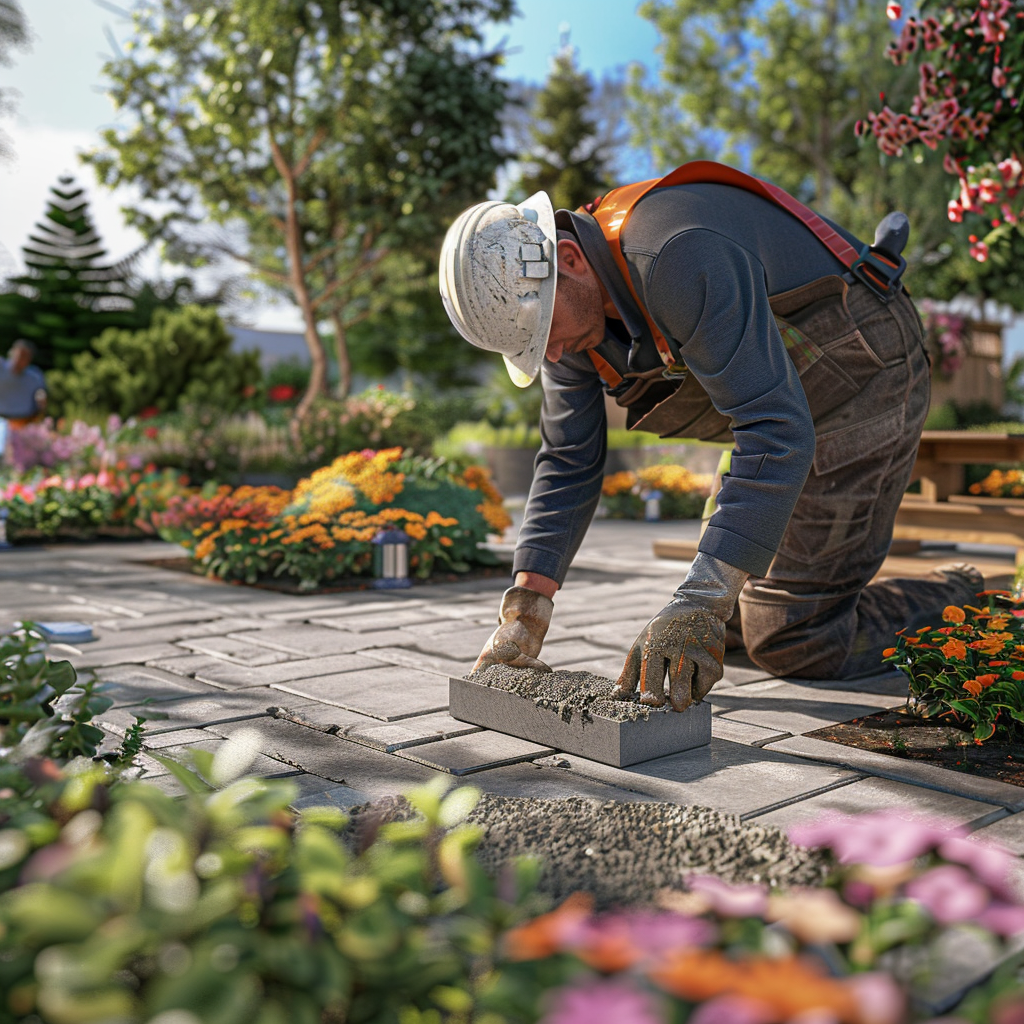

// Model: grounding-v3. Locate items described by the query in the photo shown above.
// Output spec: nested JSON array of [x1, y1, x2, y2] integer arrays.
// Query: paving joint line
[[738, 774, 867, 822]]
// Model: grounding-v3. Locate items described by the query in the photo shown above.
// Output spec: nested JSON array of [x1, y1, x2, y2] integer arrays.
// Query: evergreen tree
[[0, 175, 136, 369], [515, 37, 612, 211]]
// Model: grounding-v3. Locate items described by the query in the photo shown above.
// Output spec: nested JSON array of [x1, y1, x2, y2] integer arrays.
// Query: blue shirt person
[[0, 340, 47, 458]]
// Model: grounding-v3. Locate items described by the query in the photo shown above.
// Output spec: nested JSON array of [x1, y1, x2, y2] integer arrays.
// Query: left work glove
[[613, 552, 748, 712]]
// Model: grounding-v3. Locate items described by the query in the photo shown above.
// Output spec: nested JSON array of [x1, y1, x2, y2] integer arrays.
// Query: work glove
[[614, 552, 748, 712], [473, 585, 554, 673]]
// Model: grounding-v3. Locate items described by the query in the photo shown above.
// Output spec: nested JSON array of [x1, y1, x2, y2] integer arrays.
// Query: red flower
[[268, 384, 297, 403], [138, 406, 160, 420], [144, 426, 159, 440]]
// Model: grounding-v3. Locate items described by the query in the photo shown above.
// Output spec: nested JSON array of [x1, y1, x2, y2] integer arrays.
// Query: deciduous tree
[[85, 0, 514, 417], [0, 0, 29, 162]]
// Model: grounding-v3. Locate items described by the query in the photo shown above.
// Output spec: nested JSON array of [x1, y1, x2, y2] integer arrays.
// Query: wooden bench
[[894, 494, 1024, 566]]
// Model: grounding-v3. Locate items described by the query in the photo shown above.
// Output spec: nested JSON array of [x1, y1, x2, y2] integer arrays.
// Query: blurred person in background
[[0, 340, 47, 461]]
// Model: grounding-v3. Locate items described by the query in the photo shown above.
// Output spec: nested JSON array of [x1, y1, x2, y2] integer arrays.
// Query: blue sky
[[0, 0, 658, 330]]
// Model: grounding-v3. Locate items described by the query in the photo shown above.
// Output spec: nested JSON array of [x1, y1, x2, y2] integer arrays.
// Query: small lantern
[[643, 490, 663, 522], [0, 508, 10, 549], [372, 528, 412, 589]]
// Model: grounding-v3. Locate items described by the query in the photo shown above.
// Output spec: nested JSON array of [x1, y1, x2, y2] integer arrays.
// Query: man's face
[[9, 344, 31, 373], [544, 239, 605, 364]]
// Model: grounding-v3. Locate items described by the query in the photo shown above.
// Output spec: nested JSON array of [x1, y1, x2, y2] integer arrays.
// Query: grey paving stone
[[394, 730, 555, 776], [541, 638, 624, 667], [362, 646, 475, 679], [190, 653, 381, 688], [801, 669, 910, 698], [969, 812, 1024, 853], [310, 607, 441, 632], [270, 702, 370, 733], [750, 776, 1007, 832], [271, 665, 449, 721], [531, 741, 859, 818], [711, 718, 790, 747], [179, 635, 295, 666], [292, 783, 370, 810], [92, 666, 217, 706], [80, 618, 273, 651], [450, 675, 711, 767], [71, 642, 190, 670], [124, 690, 306, 733], [146, 653, 226, 677], [557, 656, 632, 679], [386, 623, 497, 660], [339, 712, 482, 753], [468, 761, 663, 803], [719, 653, 778, 686], [229, 624, 385, 656], [765, 736, 1024, 812], [96, 608, 227, 630], [142, 728, 217, 750], [209, 718, 444, 795]]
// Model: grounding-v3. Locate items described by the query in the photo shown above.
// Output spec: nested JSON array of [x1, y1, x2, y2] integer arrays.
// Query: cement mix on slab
[[344, 794, 831, 908], [470, 664, 660, 723]]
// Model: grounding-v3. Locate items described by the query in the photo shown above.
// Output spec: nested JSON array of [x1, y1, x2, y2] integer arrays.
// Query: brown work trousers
[[737, 280, 977, 679]]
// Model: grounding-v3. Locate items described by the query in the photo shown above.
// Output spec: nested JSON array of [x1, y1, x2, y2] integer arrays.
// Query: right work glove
[[472, 586, 554, 673], [613, 552, 748, 711]]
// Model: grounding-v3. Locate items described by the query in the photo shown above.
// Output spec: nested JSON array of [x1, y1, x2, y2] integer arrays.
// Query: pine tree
[[0, 175, 136, 369], [516, 37, 611, 212]]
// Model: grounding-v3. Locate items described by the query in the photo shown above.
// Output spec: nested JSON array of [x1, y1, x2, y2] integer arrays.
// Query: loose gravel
[[344, 793, 831, 909], [470, 664, 658, 723]]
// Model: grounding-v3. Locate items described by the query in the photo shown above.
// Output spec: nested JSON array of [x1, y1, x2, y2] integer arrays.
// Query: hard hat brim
[[500, 191, 557, 388]]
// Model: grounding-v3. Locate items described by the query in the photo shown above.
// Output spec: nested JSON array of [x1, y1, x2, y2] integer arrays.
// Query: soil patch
[[806, 708, 1024, 788], [142, 556, 512, 594]]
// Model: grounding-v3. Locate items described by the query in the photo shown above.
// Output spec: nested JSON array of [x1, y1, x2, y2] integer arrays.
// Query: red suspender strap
[[584, 160, 861, 380], [588, 349, 623, 388]]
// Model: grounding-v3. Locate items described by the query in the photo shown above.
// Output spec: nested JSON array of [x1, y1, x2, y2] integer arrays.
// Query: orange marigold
[[963, 678, 984, 697], [942, 605, 966, 624], [941, 638, 968, 660]]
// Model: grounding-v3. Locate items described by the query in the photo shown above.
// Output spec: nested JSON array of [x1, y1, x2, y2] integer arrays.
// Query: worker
[[438, 162, 982, 712], [0, 339, 47, 461]]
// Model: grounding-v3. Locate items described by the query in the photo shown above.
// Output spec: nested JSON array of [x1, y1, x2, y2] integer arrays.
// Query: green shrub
[[45, 306, 262, 419]]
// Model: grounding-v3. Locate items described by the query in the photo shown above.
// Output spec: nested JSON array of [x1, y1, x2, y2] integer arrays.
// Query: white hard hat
[[439, 191, 556, 388]]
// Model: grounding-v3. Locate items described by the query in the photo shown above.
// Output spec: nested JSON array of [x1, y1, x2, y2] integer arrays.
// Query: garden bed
[[142, 555, 513, 593], [806, 707, 1024, 787]]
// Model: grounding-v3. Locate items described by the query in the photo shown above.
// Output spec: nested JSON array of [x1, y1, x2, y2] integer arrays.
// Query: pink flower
[[939, 836, 1018, 897], [685, 875, 768, 917], [976, 902, 1024, 937], [886, 1, 902, 19], [790, 811, 964, 866], [541, 978, 663, 1024], [969, 238, 990, 262], [947, 199, 964, 222], [905, 865, 991, 923], [688, 995, 776, 1024], [849, 972, 906, 1024]]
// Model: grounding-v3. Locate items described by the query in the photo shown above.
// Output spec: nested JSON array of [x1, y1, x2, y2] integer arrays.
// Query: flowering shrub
[[1, 464, 191, 542], [969, 467, 1024, 496], [6, 415, 124, 474], [883, 590, 1024, 741], [601, 465, 711, 519], [918, 300, 971, 376], [857, 0, 1024, 261], [160, 449, 509, 589], [487, 808, 1024, 1024]]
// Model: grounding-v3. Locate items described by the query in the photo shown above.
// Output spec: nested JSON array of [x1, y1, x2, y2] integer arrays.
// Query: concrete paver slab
[[210, 717, 445, 795], [467, 761, 663, 803], [270, 702, 371, 733], [363, 646, 476, 679], [711, 718, 790, 747], [292, 783, 370, 809], [95, 665, 219, 706], [78, 618, 274, 650], [750, 776, 1007, 832], [969, 812, 1024, 853], [72, 642, 190, 670], [179, 635, 295, 666], [339, 712, 482, 753], [532, 741, 859, 818], [766, 736, 1024, 811], [96, 608, 228, 630], [190, 653, 381, 688], [394, 730, 555, 775], [271, 665, 449, 720], [229, 624, 388, 656], [122, 690, 310, 733], [311, 608, 442, 632]]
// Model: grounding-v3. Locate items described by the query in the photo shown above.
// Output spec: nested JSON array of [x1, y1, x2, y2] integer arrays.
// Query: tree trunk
[[331, 310, 352, 400]]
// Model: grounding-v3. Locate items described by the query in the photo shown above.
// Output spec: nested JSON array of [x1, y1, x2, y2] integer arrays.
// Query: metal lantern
[[372, 528, 412, 589], [643, 489, 663, 522], [0, 507, 10, 550]]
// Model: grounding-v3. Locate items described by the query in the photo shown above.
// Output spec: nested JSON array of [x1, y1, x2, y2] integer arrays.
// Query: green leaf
[[149, 752, 215, 794]]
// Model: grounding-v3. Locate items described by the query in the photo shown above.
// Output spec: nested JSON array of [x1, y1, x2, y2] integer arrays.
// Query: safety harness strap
[[582, 160, 867, 386]]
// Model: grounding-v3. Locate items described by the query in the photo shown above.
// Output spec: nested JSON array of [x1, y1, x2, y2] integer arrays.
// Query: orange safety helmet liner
[[579, 160, 863, 387]]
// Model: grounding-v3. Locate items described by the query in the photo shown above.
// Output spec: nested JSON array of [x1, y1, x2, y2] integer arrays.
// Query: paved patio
[[5, 519, 1024, 853]]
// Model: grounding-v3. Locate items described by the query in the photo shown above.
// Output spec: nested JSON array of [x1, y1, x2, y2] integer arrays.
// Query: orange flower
[[943, 605, 966, 624], [649, 950, 859, 1021], [970, 637, 1006, 656], [963, 679, 984, 697], [503, 893, 592, 961], [882, 647, 897, 657], [941, 639, 967, 660], [975, 673, 998, 688], [1013, 671, 1024, 681]]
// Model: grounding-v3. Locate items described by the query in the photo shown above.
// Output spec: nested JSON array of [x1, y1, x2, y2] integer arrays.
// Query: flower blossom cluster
[[858, 0, 1024, 260]]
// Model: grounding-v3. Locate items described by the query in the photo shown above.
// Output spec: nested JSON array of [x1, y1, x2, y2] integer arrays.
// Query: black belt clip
[[848, 211, 909, 304]]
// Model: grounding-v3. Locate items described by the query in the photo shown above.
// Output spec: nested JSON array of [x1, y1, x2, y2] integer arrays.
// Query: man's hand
[[614, 553, 748, 712], [473, 585, 554, 673]]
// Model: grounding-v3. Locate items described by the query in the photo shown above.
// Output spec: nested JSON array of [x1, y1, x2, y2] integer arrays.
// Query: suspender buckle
[[849, 212, 909, 304], [661, 363, 689, 381]]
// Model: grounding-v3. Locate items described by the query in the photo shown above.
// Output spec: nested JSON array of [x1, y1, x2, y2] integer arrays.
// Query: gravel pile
[[343, 793, 831, 909], [470, 664, 659, 723]]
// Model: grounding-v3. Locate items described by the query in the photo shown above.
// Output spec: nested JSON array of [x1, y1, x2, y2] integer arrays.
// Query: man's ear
[[556, 236, 588, 277]]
